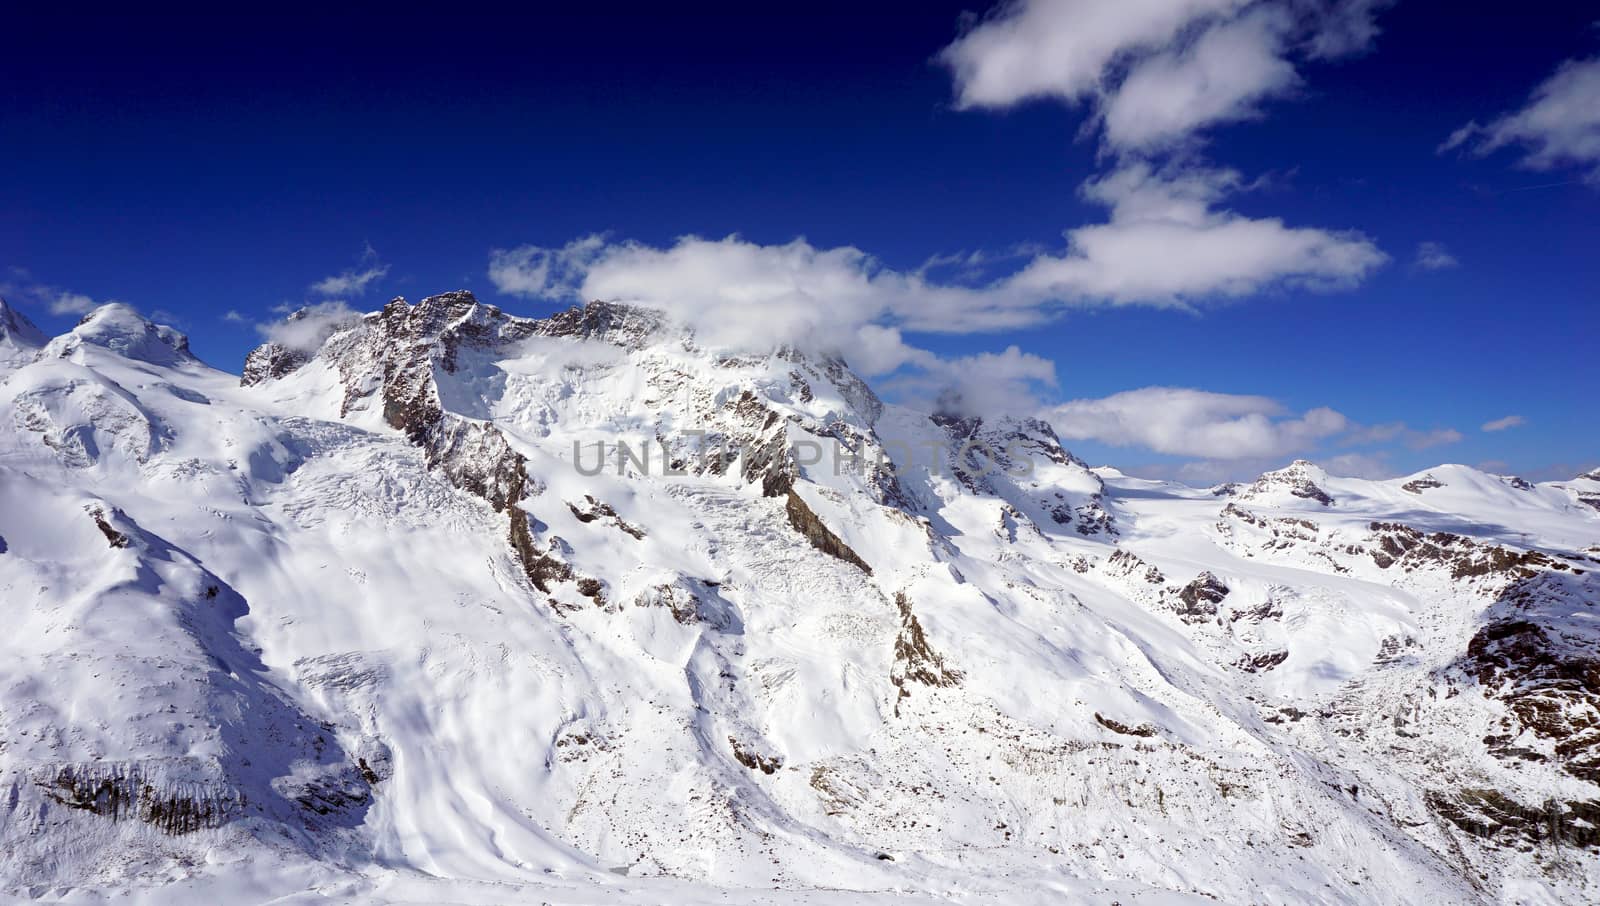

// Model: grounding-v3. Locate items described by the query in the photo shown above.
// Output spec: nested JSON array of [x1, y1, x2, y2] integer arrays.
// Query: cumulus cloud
[[257, 301, 361, 353], [1043, 386, 1464, 462], [221, 309, 249, 323], [939, 0, 1391, 151], [489, 236, 607, 300], [1482, 414, 1526, 432], [0, 278, 118, 318], [1103, 8, 1301, 151], [1412, 241, 1458, 271], [939, 0, 1251, 112], [1044, 387, 1349, 459], [487, 168, 1382, 370], [1013, 163, 1386, 301], [1442, 56, 1600, 185], [311, 245, 389, 297], [50, 292, 100, 316]]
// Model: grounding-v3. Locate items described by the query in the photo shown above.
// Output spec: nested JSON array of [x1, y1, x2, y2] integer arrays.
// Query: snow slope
[[1, 294, 1595, 904]]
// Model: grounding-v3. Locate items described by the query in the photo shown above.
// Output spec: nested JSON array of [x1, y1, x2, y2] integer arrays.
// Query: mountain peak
[[0, 297, 47, 373], [0, 297, 47, 347], [43, 303, 195, 366], [1238, 458, 1334, 506]]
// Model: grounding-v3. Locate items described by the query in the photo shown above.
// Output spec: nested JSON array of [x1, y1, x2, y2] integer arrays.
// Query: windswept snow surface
[[1, 295, 1596, 904]]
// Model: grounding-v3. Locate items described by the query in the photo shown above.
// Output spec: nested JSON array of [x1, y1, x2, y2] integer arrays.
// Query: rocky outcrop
[[1176, 571, 1229, 623], [87, 505, 131, 549], [891, 592, 960, 714], [1462, 574, 1600, 785], [782, 488, 871, 574], [41, 764, 247, 836], [1367, 522, 1576, 579], [1429, 789, 1600, 849], [533, 299, 665, 348], [241, 342, 309, 386], [1094, 712, 1156, 737], [1235, 650, 1289, 673], [567, 495, 645, 539], [1401, 475, 1443, 494], [1105, 549, 1164, 585], [728, 737, 783, 775]]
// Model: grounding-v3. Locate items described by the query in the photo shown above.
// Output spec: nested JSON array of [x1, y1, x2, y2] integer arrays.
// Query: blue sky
[[2, 2, 1596, 482]]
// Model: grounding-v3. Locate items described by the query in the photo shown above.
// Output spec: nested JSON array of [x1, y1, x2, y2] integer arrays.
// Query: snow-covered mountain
[[1, 293, 1595, 905]]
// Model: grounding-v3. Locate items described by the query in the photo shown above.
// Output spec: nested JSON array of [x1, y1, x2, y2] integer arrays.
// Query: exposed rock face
[[240, 342, 309, 386], [1401, 475, 1443, 494], [567, 495, 645, 539], [42, 764, 247, 835], [1176, 571, 1230, 623], [1367, 522, 1574, 578], [248, 294, 542, 581], [87, 505, 130, 548], [1235, 650, 1289, 672], [728, 736, 783, 775], [1462, 572, 1600, 785], [1429, 789, 1600, 850], [532, 298, 665, 348], [890, 592, 960, 714], [1094, 712, 1156, 737], [1105, 549, 1164, 585], [780, 482, 871, 574]]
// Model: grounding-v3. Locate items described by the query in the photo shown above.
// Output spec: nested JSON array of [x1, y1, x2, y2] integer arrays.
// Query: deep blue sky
[[2, 3, 1595, 480]]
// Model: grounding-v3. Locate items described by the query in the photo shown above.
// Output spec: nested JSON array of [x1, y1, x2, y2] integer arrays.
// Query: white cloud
[[1103, 8, 1300, 151], [487, 168, 1382, 372], [311, 245, 390, 297], [222, 309, 249, 323], [1442, 56, 1600, 185], [1043, 386, 1464, 462], [1044, 387, 1349, 459], [488, 235, 608, 300], [938, 0, 1390, 151], [939, 0, 1250, 112], [0, 278, 117, 318], [1412, 241, 1458, 271], [50, 292, 99, 316], [257, 301, 361, 353], [1013, 163, 1387, 302], [1482, 414, 1526, 432]]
